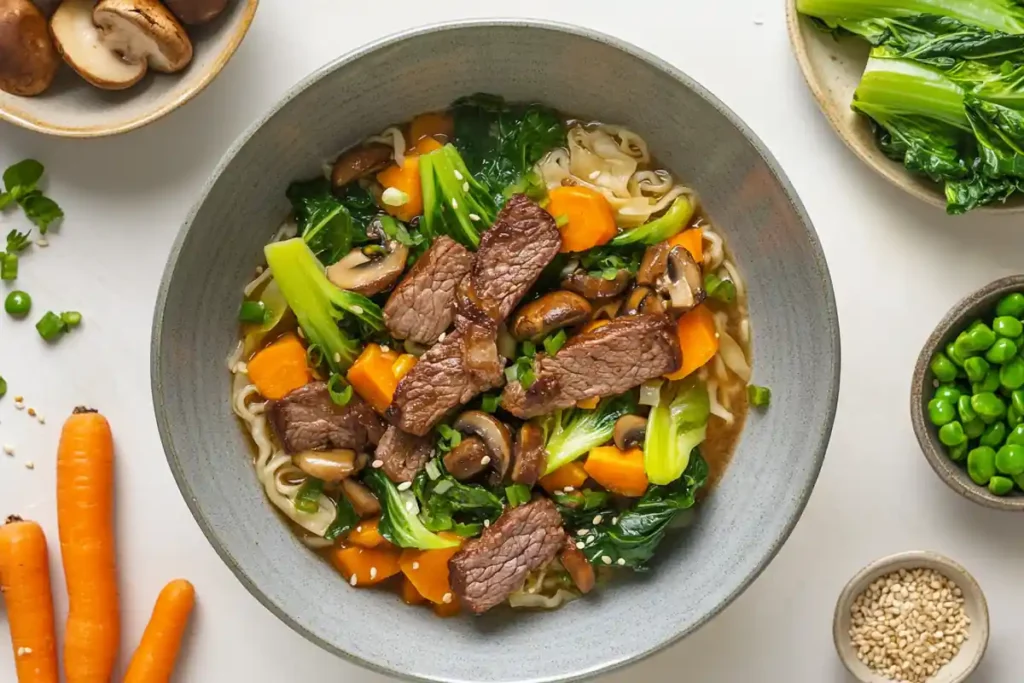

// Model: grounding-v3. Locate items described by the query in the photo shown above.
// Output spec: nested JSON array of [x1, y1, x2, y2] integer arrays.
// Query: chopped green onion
[[433, 480, 453, 495], [505, 484, 532, 507], [453, 522, 483, 537], [481, 393, 500, 413], [425, 459, 441, 481], [747, 384, 771, 408], [543, 329, 567, 356], [705, 273, 736, 303], [554, 214, 569, 227], [35, 311, 65, 341], [239, 300, 269, 325], [1, 252, 17, 281], [327, 373, 353, 407], [522, 341, 537, 358], [60, 311, 82, 328], [306, 343, 324, 369], [0, 376, 6, 398], [437, 424, 462, 452], [294, 478, 324, 514], [504, 365, 519, 384], [519, 367, 536, 389], [601, 268, 621, 281]]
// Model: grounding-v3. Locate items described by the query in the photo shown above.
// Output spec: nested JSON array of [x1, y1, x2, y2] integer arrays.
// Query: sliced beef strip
[[501, 314, 682, 419], [376, 425, 434, 483], [383, 236, 473, 345], [448, 498, 566, 614], [267, 382, 386, 454], [511, 422, 546, 486]]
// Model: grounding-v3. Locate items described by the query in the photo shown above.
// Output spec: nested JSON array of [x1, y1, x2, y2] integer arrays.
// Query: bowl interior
[[833, 551, 989, 683], [785, 2, 1024, 214], [911, 275, 1024, 511], [152, 21, 840, 683], [0, 0, 257, 137]]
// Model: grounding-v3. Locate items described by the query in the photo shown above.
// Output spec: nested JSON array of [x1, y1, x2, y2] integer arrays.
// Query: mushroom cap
[[331, 144, 393, 192], [442, 436, 491, 481], [621, 285, 665, 316], [93, 0, 193, 73], [453, 411, 513, 484], [660, 246, 706, 313], [51, 0, 146, 91], [613, 414, 647, 451], [561, 268, 631, 301], [0, 0, 59, 96], [326, 241, 409, 297], [340, 478, 381, 518], [162, 0, 229, 25], [293, 449, 361, 483], [510, 290, 592, 342]]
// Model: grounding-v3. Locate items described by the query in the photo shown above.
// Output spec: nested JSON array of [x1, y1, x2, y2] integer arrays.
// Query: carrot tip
[[72, 406, 99, 414]]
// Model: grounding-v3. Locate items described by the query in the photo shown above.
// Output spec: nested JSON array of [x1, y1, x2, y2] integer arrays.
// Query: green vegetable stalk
[[644, 378, 710, 486], [609, 196, 695, 246], [364, 470, 460, 550], [420, 144, 498, 248], [539, 394, 636, 475]]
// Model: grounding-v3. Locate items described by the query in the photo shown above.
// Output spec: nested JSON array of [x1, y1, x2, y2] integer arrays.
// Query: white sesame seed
[[351, 305, 363, 315], [576, 542, 585, 549], [24, 461, 34, 470], [612, 517, 619, 525], [576, 528, 589, 536], [36, 238, 48, 248], [3, 444, 13, 455], [601, 556, 612, 565], [256, 265, 264, 274], [297, 328, 306, 339], [592, 515, 603, 525], [380, 345, 390, 353], [349, 574, 358, 586], [469, 213, 481, 222], [454, 170, 464, 181], [356, 525, 363, 533], [369, 566, 378, 580], [14, 402, 24, 411], [588, 170, 601, 180], [462, 182, 470, 192], [404, 501, 416, 512], [617, 558, 626, 566], [382, 187, 409, 207], [397, 481, 412, 491], [371, 459, 384, 468], [442, 592, 453, 604], [480, 455, 491, 466], [451, 198, 459, 210], [16, 647, 31, 656], [563, 486, 575, 492], [333, 352, 341, 364], [438, 332, 446, 342], [484, 519, 490, 528], [412, 561, 420, 570], [586, 535, 595, 543]]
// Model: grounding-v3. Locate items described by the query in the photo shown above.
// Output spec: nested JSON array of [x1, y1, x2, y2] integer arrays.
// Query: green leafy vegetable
[[551, 488, 610, 526], [287, 178, 360, 265], [644, 378, 710, 486], [480, 393, 501, 414], [578, 245, 643, 280], [704, 273, 737, 303], [264, 238, 384, 373], [539, 393, 637, 475], [0, 160, 63, 233], [419, 144, 498, 247], [609, 196, 695, 246], [6, 230, 30, 254], [797, 0, 1024, 37], [324, 494, 359, 541], [20, 193, 63, 233], [364, 469, 460, 550], [413, 462, 504, 533], [336, 184, 380, 231]]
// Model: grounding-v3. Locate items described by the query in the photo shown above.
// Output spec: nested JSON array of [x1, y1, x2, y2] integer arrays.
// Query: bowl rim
[[911, 274, 1024, 512], [150, 18, 841, 683], [0, 0, 259, 138], [832, 550, 990, 683]]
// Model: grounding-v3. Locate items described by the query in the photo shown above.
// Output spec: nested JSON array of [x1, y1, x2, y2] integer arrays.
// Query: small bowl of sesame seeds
[[833, 551, 989, 683]]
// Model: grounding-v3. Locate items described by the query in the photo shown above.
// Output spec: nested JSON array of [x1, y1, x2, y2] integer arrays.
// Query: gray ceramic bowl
[[911, 275, 1024, 512], [152, 20, 840, 683]]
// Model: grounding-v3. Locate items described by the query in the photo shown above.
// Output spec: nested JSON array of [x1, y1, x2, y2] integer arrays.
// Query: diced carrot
[[539, 462, 589, 494], [391, 354, 418, 383], [665, 304, 719, 380], [247, 333, 311, 400], [581, 320, 611, 335], [400, 576, 427, 605], [378, 156, 423, 222], [347, 518, 390, 549], [409, 112, 454, 146], [347, 344, 400, 413], [413, 137, 444, 155], [379, 348, 400, 365], [547, 186, 617, 253], [330, 546, 401, 587], [432, 596, 461, 618], [399, 534, 463, 605], [576, 397, 600, 410], [584, 446, 649, 497], [669, 227, 703, 263]]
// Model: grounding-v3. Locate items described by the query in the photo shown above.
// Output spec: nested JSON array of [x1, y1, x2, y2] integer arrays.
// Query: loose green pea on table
[[929, 291, 1024, 496]]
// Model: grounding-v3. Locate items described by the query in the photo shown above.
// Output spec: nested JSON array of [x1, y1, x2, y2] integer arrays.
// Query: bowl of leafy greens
[[788, 0, 1024, 215]]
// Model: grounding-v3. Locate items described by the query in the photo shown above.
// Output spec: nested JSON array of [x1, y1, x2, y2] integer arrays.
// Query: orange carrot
[[665, 304, 719, 380], [432, 596, 461, 618], [247, 333, 310, 400], [58, 407, 119, 683], [669, 227, 703, 263], [123, 580, 195, 683], [378, 156, 424, 222], [409, 112, 454, 146], [399, 535, 462, 604], [391, 353, 418, 382], [400, 576, 427, 605], [539, 462, 589, 494], [584, 446, 649, 497], [331, 546, 401, 587], [581, 320, 610, 335], [413, 137, 444, 156], [347, 344, 400, 413], [547, 186, 617, 253], [347, 518, 389, 549], [576, 396, 600, 410], [0, 516, 58, 683]]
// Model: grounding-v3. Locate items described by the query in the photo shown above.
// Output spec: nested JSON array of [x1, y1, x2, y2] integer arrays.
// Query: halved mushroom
[[511, 422, 546, 486], [561, 269, 631, 301], [326, 224, 409, 297], [442, 436, 490, 481], [590, 297, 622, 322], [452, 411, 512, 485], [340, 478, 381, 518], [637, 242, 670, 286], [560, 537, 595, 594], [621, 286, 665, 317], [613, 415, 647, 451], [510, 291, 592, 342], [93, 0, 193, 73], [51, 0, 146, 90], [162, 0, 228, 25], [293, 449, 361, 483], [658, 247, 705, 314], [0, 0, 59, 96], [331, 144, 393, 192]]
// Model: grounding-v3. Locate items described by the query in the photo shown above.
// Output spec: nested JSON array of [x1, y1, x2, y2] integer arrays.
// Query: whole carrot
[[124, 579, 196, 683], [57, 407, 118, 683], [0, 516, 59, 683]]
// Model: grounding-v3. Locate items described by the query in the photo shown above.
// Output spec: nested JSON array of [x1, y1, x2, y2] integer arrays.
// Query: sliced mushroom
[[637, 242, 670, 286], [326, 240, 409, 296], [658, 247, 705, 314], [561, 269, 631, 301], [613, 415, 647, 451], [621, 286, 666, 317], [93, 0, 193, 73], [293, 449, 360, 483], [511, 422, 547, 486], [442, 436, 490, 481], [340, 478, 381, 518], [51, 0, 146, 90], [0, 0, 59, 96], [452, 411, 512, 485], [590, 297, 622, 322], [560, 537, 595, 594], [162, 0, 228, 25], [510, 291, 592, 342], [331, 144, 393, 192]]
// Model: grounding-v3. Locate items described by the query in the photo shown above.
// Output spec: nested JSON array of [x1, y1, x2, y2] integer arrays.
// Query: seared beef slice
[[384, 236, 473, 345], [267, 382, 385, 453], [449, 498, 566, 613], [502, 314, 682, 418], [376, 425, 433, 483]]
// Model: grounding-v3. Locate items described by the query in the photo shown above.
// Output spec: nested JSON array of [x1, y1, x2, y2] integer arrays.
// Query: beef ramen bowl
[[152, 20, 840, 683]]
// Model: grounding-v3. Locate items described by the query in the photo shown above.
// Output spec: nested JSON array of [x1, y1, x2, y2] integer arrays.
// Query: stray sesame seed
[[592, 514, 603, 525], [24, 461, 34, 470], [563, 486, 575, 492], [601, 556, 612, 565], [297, 328, 306, 339], [404, 501, 415, 512], [36, 238, 48, 248], [350, 574, 358, 586], [371, 459, 384, 468], [617, 558, 626, 565], [412, 561, 420, 570], [14, 402, 24, 411], [438, 332, 447, 342], [351, 305, 363, 315], [462, 182, 470, 192], [587, 535, 595, 543], [469, 213, 481, 222], [27, 408, 36, 417], [356, 525, 363, 533], [333, 353, 342, 364], [256, 265, 264, 274], [480, 455, 491, 465], [380, 345, 390, 353], [576, 542, 585, 549], [16, 647, 31, 656], [451, 198, 459, 209], [454, 170, 464, 181], [442, 592, 453, 604], [3, 444, 13, 455], [589, 170, 601, 180], [612, 517, 619, 525], [369, 567, 378, 580], [14, 396, 23, 402], [576, 528, 589, 536], [484, 519, 490, 528], [397, 481, 412, 491]]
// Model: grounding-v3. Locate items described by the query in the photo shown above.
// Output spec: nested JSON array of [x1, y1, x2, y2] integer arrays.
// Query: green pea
[[1006, 424, 1024, 446], [994, 316, 1024, 339], [989, 476, 1014, 496], [981, 421, 1008, 448], [946, 342, 969, 367], [930, 352, 959, 383], [1015, 333, 1024, 350], [987, 338, 1019, 364], [1014, 472, 1024, 491], [964, 417, 986, 439], [947, 441, 969, 462], [968, 446, 997, 485], [928, 399, 956, 426], [964, 356, 990, 383], [1012, 390, 1024, 417], [1001, 357, 1024, 390], [953, 335, 977, 362], [996, 444, 1024, 475], [973, 369, 1000, 394], [939, 421, 967, 447], [972, 392, 1007, 420], [967, 324, 997, 352], [4, 290, 30, 317], [996, 292, 1024, 318], [934, 384, 961, 403], [1008, 404, 1022, 428], [958, 395, 978, 422]]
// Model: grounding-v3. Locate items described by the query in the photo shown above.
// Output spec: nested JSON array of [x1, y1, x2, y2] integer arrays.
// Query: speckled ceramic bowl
[[152, 21, 840, 683], [911, 276, 1024, 511], [0, 0, 257, 137]]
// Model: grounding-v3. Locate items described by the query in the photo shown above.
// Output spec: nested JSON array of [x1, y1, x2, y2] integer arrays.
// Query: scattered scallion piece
[[704, 273, 736, 303], [305, 343, 324, 370], [543, 329, 567, 356], [239, 300, 269, 325], [747, 384, 771, 408], [0, 376, 6, 399], [326, 373, 353, 407], [519, 367, 536, 389], [425, 459, 442, 481], [453, 522, 483, 537], [505, 484, 532, 507], [480, 393, 501, 413], [521, 340, 537, 358], [36, 311, 65, 341], [60, 311, 81, 328], [437, 424, 462, 453], [554, 214, 569, 227], [0, 253, 17, 281], [294, 478, 324, 514]]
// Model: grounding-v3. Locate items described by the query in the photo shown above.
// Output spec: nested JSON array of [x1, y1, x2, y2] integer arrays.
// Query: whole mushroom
[[162, 0, 229, 25], [325, 219, 409, 297], [452, 411, 513, 485], [561, 268, 631, 301], [510, 290, 592, 342], [0, 0, 59, 96], [331, 143, 393, 193], [613, 415, 647, 451]]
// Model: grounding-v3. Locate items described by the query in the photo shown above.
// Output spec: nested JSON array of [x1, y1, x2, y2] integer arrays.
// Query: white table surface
[[3, 1, 1024, 681]]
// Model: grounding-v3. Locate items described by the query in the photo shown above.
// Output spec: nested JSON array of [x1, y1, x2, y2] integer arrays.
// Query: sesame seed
[[592, 515, 603, 525], [442, 592, 453, 604], [412, 561, 420, 570], [601, 556, 612, 565], [451, 198, 459, 210], [351, 305, 363, 315], [462, 182, 470, 192], [576, 541, 585, 549], [404, 501, 415, 512], [586, 536, 595, 543], [576, 528, 589, 536], [14, 402, 24, 411], [24, 461, 34, 470], [355, 525, 363, 533], [612, 517, 619, 525], [617, 558, 626, 566], [36, 238, 49, 247], [480, 455, 491, 466], [380, 345, 390, 353], [563, 486, 575, 492], [256, 265, 264, 274], [454, 170, 464, 181], [369, 566, 378, 580], [333, 353, 341, 364], [438, 332, 446, 342], [397, 481, 412, 491], [371, 459, 384, 468], [469, 213, 481, 222], [297, 328, 306, 339], [13, 396, 23, 402], [484, 519, 490, 528], [3, 444, 13, 455], [27, 408, 36, 417], [588, 170, 601, 180], [349, 574, 358, 586], [16, 647, 31, 656]]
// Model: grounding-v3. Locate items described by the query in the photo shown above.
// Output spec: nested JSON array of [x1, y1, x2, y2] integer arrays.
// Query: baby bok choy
[[419, 144, 498, 249], [538, 394, 637, 475], [644, 378, 710, 486], [364, 470, 460, 550]]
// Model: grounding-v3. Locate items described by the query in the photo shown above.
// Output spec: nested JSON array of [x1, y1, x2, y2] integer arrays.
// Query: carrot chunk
[[409, 112, 454, 146], [399, 535, 463, 605], [665, 304, 719, 380], [669, 227, 703, 263], [584, 446, 649, 497], [347, 518, 389, 549], [400, 576, 427, 605], [432, 596, 461, 618], [347, 344, 400, 413], [247, 333, 311, 399], [547, 186, 617, 253], [331, 546, 401, 587], [378, 156, 424, 222], [539, 462, 588, 494]]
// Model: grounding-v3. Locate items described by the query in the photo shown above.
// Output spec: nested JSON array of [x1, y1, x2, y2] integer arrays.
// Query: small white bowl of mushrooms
[[0, 0, 257, 137]]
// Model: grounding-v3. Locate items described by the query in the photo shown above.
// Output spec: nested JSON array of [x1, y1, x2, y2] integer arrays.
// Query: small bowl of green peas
[[912, 276, 1024, 511]]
